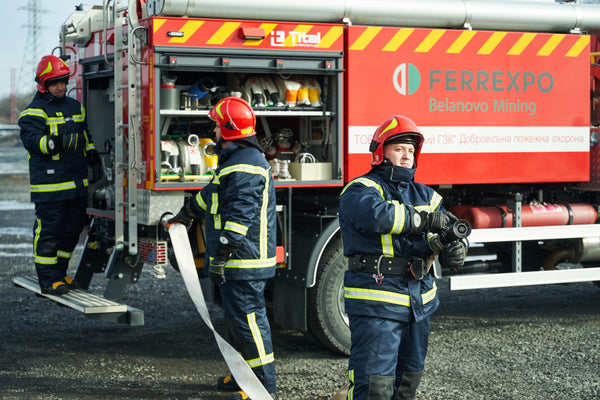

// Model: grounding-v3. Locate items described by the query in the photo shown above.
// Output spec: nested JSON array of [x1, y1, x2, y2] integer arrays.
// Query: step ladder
[[13, 276, 144, 326], [109, 0, 145, 255]]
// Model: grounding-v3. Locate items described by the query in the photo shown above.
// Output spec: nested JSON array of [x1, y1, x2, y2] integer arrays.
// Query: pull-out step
[[13, 276, 144, 326]]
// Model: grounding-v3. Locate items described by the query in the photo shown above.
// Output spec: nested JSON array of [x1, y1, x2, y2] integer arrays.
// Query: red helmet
[[208, 97, 256, 140], [35, 55, 70, 93], [369, 115, 424, 167]]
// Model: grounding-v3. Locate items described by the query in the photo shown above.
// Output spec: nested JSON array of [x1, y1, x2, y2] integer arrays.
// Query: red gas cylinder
[[450, 203, 598, 229]]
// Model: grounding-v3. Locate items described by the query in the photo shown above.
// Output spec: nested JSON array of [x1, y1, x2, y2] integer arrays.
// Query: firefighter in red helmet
[[208, 95, 257, 140], [169, 97, 277, 400], [34, 55, 71, 94], [338, 116, 468, 399], [18, 55, 104, 295]]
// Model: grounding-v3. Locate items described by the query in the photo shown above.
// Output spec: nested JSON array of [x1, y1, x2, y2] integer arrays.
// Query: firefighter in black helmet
[[18, 55, 104, 295], [339, 116, 468, 400]]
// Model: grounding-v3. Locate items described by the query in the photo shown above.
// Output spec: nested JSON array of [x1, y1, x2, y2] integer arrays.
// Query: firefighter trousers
[[219, 279, 276, 394], [346, 314, 430, 400], [33, 198, 87, 289]]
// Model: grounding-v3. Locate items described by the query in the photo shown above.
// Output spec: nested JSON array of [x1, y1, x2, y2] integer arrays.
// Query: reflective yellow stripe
[[39, 136, 51, 155], [223, 257, 277, 269], [33, 219, 57, 264], [210, 192, 219, 214], [430, 191, 443, 211], [31, 180, 88, 193], [340, 177, 384, 197], [211, 192, 220, 229], [259, 171, 270, 258], [381, 233, 394, 258], [344, 287, 411, 306], [85, 140, 96, 152], [344, 282, 437, 306], [35, 255, 57, 265], [19, 108, 47, 120], [219, 164, 269, 178], [413, 191, 443, 215], [47, 113, 65, 136], [195, 192, 207, 211], [247, 312, 266, 359], [243, 311, 274, 368], [33, 219, 41, 260], [389, 200, 404, 234], [246, 353, 275, 368], [422, 283, 438, 304], [348, 369, 355, 399], [73, 105, 85, 122], [224, 221, 248, 236], [57, 250, 72, 259]]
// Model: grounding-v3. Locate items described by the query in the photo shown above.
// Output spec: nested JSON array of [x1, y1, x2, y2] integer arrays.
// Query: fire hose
[[167, 222, 351, 399], [167, 223, 274, 400]]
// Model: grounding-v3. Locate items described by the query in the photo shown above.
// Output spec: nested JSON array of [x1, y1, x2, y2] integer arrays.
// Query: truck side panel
[[345, 26, 590, 185]]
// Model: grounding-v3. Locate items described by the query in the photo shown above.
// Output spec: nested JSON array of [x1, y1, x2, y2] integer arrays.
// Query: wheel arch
[[301, 216, 341, 288]]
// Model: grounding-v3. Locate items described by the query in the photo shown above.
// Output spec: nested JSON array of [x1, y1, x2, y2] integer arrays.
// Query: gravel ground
[[1, 156, 599, 400]]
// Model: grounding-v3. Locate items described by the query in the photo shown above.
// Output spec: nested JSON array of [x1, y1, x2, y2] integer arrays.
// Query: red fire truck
[[14, 0, 600, 355]]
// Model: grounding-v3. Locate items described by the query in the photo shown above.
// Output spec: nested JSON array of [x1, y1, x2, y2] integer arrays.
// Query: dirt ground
[[1, 167, 599, 400]]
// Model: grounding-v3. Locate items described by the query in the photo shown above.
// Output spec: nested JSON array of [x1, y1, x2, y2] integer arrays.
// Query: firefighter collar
[[378, 164, 415, 183]]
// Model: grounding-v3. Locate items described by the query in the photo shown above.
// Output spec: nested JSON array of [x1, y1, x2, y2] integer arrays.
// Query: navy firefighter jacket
[[19, 91, 96, 203], [338, 164, 443, 323], [192, 141, 277, 281]]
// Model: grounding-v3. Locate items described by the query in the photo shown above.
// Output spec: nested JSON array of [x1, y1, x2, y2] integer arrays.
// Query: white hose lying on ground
[[168, 223, 273, 400]]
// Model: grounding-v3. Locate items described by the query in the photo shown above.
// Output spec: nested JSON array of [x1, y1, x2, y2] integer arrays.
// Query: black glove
[[209, 237, 242, 285], [167, 197, 199, 230], [86, 150, 105, 184], [427, 210, 458, 233], [439, 240, 467, 270], [208, 259, 226, 285], [408, 206, 457, 234], [51, 133, 85, 152]]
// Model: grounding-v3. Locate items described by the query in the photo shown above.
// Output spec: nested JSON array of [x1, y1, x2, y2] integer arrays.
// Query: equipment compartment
[[153, 52, 343, 188]]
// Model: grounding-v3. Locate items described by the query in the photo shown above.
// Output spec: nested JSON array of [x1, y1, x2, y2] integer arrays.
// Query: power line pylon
[[18, 0, 48, 94]]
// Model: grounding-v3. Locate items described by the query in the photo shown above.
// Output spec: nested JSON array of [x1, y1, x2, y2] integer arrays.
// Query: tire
[[307, 238, 351, 355]]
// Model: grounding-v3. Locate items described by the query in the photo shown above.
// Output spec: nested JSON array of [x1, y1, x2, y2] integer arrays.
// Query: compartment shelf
[[160, 109, 334, 117]]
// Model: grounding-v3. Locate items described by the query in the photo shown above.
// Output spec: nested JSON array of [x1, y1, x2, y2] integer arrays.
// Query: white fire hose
[[168, 223, 274, 400], [168, 223, 349, 399]]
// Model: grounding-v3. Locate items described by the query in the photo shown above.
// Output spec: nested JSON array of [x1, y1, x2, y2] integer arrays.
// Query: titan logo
[[393, 63, 421, 96]]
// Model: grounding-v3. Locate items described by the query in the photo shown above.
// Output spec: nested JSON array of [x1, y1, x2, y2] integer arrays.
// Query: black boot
[[217, 375, 240, 391], [393, 371, 423, 400], [42, 280, 70, 295], [366, 375, 395, 400]]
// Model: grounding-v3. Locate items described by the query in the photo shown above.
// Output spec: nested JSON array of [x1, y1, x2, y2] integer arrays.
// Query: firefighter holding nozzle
[[338, 116, 469, 400], [18, 55, 104, 295], [168, 97, 278, 400]]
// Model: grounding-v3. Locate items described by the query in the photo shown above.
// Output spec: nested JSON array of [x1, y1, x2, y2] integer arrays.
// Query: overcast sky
[[0, 0, 89, 99]]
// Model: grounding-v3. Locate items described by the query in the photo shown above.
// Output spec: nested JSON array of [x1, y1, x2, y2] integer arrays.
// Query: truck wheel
[[307, 239, 351, 355]]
